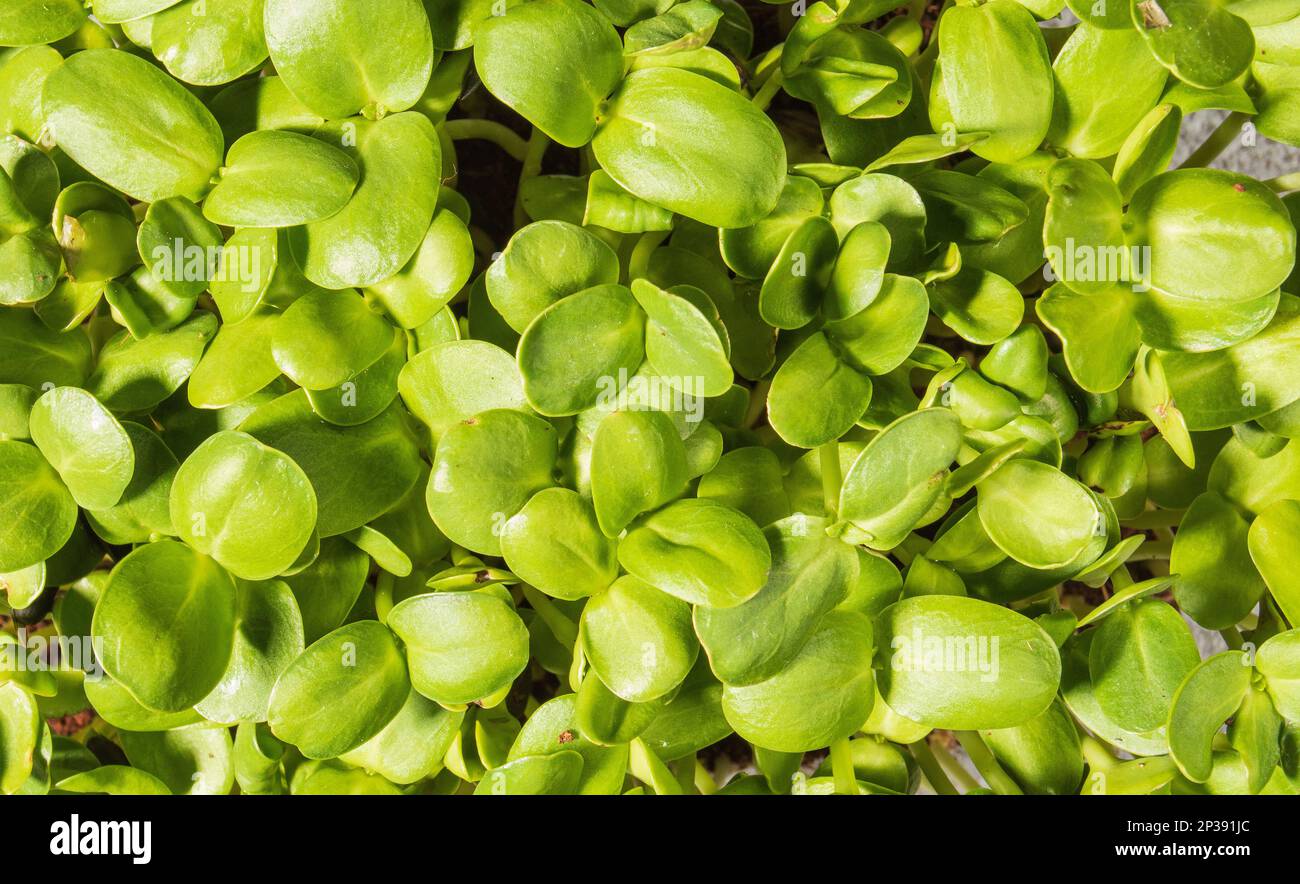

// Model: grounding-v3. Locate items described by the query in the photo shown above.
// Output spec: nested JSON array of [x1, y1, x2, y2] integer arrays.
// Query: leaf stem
[[927, 737, 981, 792], [520, 585, 578, 648], [829, 737, 857, 795], [442, 118, 530, 162], [1122, 508, 1185, 529], [820, 441, 842, 519], [750, 68, 785, 112], [1265, 170, 1300, 193], [909, 737, 960, 795], [1219, 627, 1244, 650], [954, 731, 1023, 795], [1127, 538, 1173, 561], [628, 230, 670, 282], [743, 380, 770, 428], [1180, 111, 1249, 169], [513, 127, 550, 229]]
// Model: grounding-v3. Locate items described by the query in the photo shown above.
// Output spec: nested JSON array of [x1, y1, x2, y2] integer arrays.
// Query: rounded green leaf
[[1170, 490, 1267, 629], [148, 0, 268, 86], [475, 750, 584, 796], [1163, 296, 1300, 430], [364, 203, 475, 329], [398, 339, 527, 442], [592, 67, 787, 228], [1248, 499, 1300, 627], [426, 408, 558, 556], [631, 279, 733, 398], [977, 459, 1105, 569], [980, 699, 1084, 795], [1132, 0, 1254, 88], [486, 221, 620, 335], [875, 595, 1062, 729], [929, 0, 1053, 163], [42, 48, 223, 202], [29, 387, 134, 511], [501, 487, 617, 600], [0, 1, 87, 46], [340, 688, 463, 785], [508, 693, 628, 794], [267, 620, 409, 759], [205, 130, 359, 228], [722, 610, 875, 753], [87, 312, 218, 413], [473, 0, 624, 147], [825, 273, 929, 375], [56, 766, 171, 796], [767, 331, 873, 449], [757, 216, 838, 330], [517, 284, 646, 417], [582, 575, 698, 703], [1047, 22, 1168, 159], [720, 174, 824, 279], [272, 290, 394, 391], [171, 430, 317, 581], [0, 440, 76, 572], [288, 113, 441, 290], [1168, 650, 1252, 782], [239, 391, 422, 537], [839, 408, 963, 550], [85, 421, 178, 545], [696, 515, 859, 686], [590, 409, 688, 537], [387, 589, 529, 706], [264, 0, 434, 119], [618, 498, 771, 608], [119, 727, 233, 795], [187, 311, 283, 409], [1125, 168, 1294, 304], [93, 540, 236, 712], [0, 682, 39, 795], [1088, 598, 1201, 733]]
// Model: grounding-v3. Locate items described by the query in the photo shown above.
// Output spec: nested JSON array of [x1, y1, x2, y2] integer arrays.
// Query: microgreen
[[0, 0, 1298, 799]]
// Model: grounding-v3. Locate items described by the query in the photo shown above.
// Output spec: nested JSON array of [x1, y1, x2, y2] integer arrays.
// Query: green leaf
[[288, 113, 441, 290], [592, 68, 787, 228], [581, 575, 698, 703], [264, 0, 433, 119], [1170, 490, 1267, 629], [205, 130, 358, 228], [721, 610, 875, 752], [267, 620, 409, 759], [695, 515, 858, 686], [590, 409, 688, 537], [1088, 598, 1201, 732], [93, 540, 237, 712], [43, 48, 223, 202], [502, 488, 617, 600], [875, 595, 1062, 730], [977, 459, 1105, 569], [618, 498, 771, 608], [29, 386, 134, 511], [1168, 650, 1252, 782], [474, 0, 624, 147], [0, 440, 77, 572], [929, 0, 1054, 163], [388, 589, 529, 706], [425, 408, 557, 557]]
